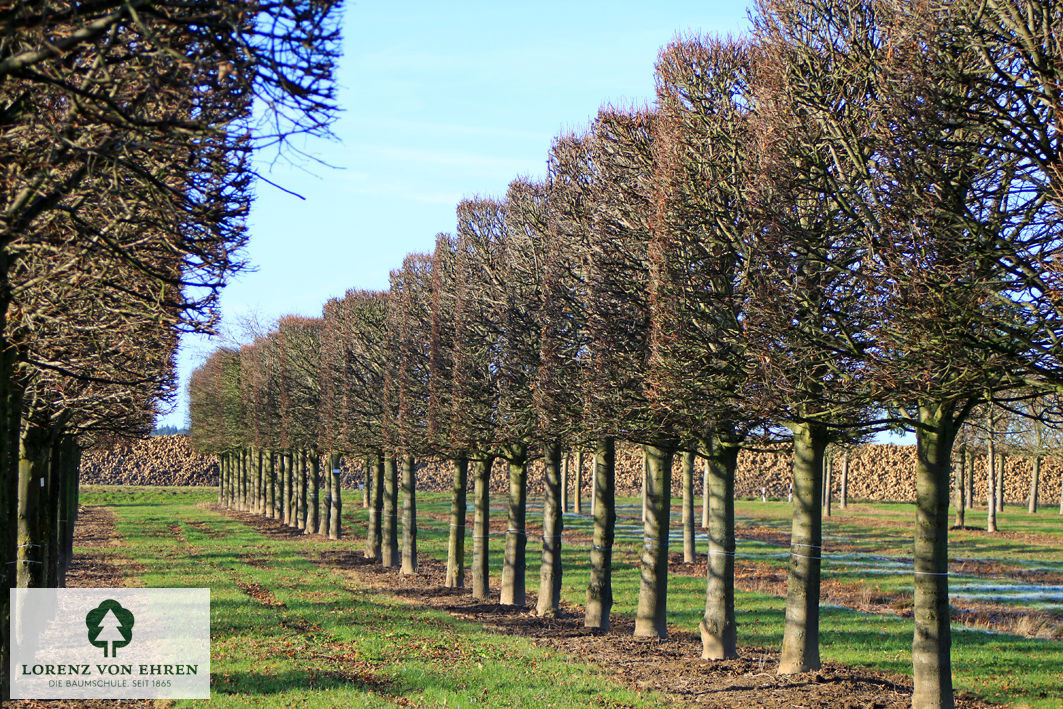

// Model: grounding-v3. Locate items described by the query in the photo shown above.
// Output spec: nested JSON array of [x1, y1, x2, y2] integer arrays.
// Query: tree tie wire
[[506, 529, 526, 536]]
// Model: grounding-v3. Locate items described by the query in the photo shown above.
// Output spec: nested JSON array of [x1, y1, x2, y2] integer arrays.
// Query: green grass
[[78, 486, 663, 708], [80, 486, 1063, 708]]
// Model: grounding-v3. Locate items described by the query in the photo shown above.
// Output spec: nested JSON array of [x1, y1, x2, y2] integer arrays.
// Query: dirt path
[[224, 507, 994, 709]]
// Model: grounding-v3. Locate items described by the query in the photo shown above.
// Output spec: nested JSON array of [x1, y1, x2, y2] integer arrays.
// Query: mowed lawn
[[80, 486, 1063, 708]]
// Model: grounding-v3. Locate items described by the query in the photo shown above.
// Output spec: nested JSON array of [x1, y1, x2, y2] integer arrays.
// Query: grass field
[[78, 486, 1063, 707]]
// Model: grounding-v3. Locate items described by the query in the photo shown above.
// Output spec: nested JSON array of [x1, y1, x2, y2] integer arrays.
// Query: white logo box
[[10, 588, 210, 699]]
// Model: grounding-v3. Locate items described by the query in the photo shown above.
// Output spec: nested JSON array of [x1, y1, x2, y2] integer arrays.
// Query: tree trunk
[[445, 456, 468, 588], [284, 452, 294, 526], [537, 442, 564, 617], [363, 456, 370, 509], [57, 438, 79, 587], [16, 424, 51, 588], [911, 403, 957, 709], [965, 448, 974, 510], [997, 453, 1006, 512], [401, 455, 417, 575], [307, 451, 320, 533], [217, 453, 224, 506], [328, 454, 342, 540], [561, 451, 569, 513], [319, 453, 331, 535], [591, 453, 597, 516], [681, 451, 696, 564], [839, 450, 849, 510], [267, 451, 277, 519], [701, 438, 739, 660], [823, 450, 832, 517], [300, 451, 310, 531], [255, 449, 264, 514], [574, 450, 583, 514], [365, 453, 382, 560], [500, 449, 528, 607], [954, 447, 965, 528], [778, 420, 827, 674], [634, 442, 674, 638], [702, 458, 710, 529], [586, 438, 615, 631], [44, 437, 61, 587], [1028, 455, 1040, 514], [472, 454, 494, 600], [641, 448, 648, 524], [382, 455, 399, 567], [987, 442, 997, 533]]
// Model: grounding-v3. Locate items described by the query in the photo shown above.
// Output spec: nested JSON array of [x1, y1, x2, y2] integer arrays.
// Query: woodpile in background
[[82, 436, 1062, 505]]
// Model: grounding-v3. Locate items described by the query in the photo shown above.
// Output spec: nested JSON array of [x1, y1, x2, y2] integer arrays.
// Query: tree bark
[[641, 448, 648, 524], [16, 424, 50, 588], [586, 438, 615, 631], [702, 458, 710, 529], [911, 403, 957, 709], [445, 456, 468, 588], [965, 448, 974, 510], [217, 453, 224, 506], [307, 451, 320, 533], [634, 442, 674, 638], [996, 452, 1006, 512], [1028, 455, 1040, 514], [382, 455, 399, 567], [701, 438, 739, 660], [778, 421, 827, 674], [822, 449, 832, 517], [561, 451, 569, 513], [986, 441, 997, 533], [297, 450, 309, 531], [500, 449, 528, 606], [284, 452, 294, 526], [839, 450, 849, 510], [266, 451, 276, 519], [255, 449, 264, 514], [472, 454, 494, 599], [574, 449, 583, 514], [954, 447, 965, 528], [401, 454, 417, 574], [58, 438, 79, 587], [365, 453, 383, 560], [363, 456, 370, 509], [328, 454, 342, 540], [537, 442, 564, 617], [319, 453, 331, 535], [681, 451, 696, 564]]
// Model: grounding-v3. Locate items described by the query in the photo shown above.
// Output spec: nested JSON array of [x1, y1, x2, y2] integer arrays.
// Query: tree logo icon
[[85, 599, 134, 658]]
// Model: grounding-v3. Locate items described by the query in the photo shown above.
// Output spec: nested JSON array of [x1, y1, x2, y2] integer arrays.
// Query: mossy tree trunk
[[778, 421, 827, 674], [701, 438, 738, 660], [382, 455, 399, 567], [634, 442, 674, 638], [586, 438, 615, 631], [401, 454, 417, 575], [500, 446, 528, 606], [445, 456, 468, 588], [537, 442, 563, 617], [472, 454, 494, 599], [16, 424, 51, 588], [911, 402, 958, 709], [681, 451, 695, 564]]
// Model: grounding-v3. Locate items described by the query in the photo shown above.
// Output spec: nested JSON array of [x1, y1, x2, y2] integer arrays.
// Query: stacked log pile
[[80, 435, 218, 486], [82, 436, 1063, 505]]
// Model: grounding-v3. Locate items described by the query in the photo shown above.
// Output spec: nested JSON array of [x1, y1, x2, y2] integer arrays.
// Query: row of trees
[[0, 0, 344, 700], [190, 1, 1063, 707]]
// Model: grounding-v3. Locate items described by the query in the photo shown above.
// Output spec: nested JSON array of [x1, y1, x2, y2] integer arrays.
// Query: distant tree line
[[190, 2, 1063, 708]]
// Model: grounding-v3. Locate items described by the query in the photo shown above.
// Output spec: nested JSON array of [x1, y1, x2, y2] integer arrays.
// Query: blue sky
[[161, 1, 756, 428]]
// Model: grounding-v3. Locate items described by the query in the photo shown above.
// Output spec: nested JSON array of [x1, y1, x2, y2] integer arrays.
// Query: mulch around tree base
[[223, 507, 994, 709]]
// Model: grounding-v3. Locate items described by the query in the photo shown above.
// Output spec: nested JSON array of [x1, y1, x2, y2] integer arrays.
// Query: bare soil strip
[[223, 507, 994, 708]]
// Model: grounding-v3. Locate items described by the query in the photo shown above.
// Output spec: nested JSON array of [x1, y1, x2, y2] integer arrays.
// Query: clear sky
[[159, 1, 757, 428]]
